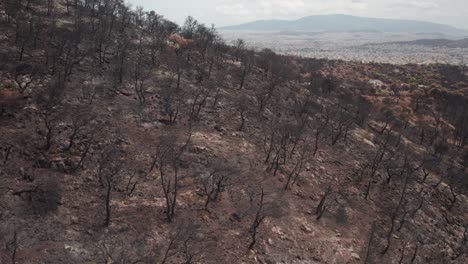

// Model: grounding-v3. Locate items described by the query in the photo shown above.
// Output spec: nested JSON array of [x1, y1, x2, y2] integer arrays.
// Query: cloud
[[216, 0, 369, 21], [215, 2, 253, 17], [391, 0, 439, 9], [216, 0, 306, 17], [128, 0, 468, 28]]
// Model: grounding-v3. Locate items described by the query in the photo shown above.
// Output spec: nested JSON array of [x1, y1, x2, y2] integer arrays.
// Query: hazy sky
[[128, 0, 468, 29]]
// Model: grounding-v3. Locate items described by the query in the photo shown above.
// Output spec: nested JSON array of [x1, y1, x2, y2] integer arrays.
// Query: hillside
[[1, 1, 468, 264], [221, 14, 467, 35], [378, 38, 468, 49]]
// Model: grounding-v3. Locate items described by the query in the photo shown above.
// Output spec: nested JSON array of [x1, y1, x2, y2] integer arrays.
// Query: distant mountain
[[221, 15, 467, 35], [382, 38, 468, 48]]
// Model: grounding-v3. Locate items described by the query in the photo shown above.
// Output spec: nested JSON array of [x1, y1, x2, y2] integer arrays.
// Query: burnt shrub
[[13, 179, 61, 215]]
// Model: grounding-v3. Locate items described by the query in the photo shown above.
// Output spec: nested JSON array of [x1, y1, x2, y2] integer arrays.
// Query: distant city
[[220, 31, 468, 65], [220, 15, 468, 65]]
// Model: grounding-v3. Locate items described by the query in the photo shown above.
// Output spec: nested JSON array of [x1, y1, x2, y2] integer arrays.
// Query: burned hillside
[[1, 1, 468, 263]]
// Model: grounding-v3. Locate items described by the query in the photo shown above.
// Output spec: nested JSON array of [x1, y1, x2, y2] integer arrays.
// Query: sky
[[127, 0, 468, 29]]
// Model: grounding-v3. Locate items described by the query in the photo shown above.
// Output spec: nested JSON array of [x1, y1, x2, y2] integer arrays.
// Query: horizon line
[[220, 14, 466, 30]]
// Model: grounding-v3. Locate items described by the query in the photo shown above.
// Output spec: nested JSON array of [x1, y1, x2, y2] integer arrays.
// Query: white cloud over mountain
[[128, 0, 467, 28], [216, 0, 369, 20]]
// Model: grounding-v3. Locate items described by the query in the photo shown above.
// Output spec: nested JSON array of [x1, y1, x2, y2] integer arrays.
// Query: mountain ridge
[[221, 14, 467, 35]]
